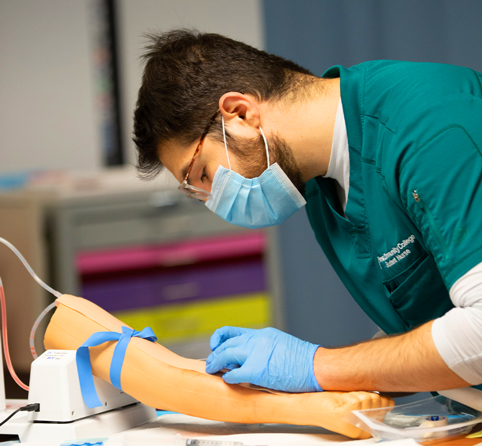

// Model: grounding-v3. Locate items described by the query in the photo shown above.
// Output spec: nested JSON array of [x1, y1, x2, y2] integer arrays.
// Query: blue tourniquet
[[76, 326, 157, 408]]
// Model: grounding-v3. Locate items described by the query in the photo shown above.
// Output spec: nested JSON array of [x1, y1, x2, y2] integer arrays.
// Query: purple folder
[[81, 259, 266, 313]]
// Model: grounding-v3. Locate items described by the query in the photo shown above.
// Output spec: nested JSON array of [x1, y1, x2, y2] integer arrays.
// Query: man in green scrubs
[[133, 30, 482, 394]]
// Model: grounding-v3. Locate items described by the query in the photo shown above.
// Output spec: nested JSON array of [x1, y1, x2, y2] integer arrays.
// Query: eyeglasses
[[178, 109, 221, 200]]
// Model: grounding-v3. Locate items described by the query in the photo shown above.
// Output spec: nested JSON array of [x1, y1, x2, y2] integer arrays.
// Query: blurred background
[[1, 0, 481, 401]]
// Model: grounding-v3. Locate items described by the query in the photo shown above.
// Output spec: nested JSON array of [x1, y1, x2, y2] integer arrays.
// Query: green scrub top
[[305, 60, 482, 336]]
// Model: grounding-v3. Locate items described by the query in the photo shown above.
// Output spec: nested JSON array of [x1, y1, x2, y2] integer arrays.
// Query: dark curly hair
[[133, 29, 313, 179]]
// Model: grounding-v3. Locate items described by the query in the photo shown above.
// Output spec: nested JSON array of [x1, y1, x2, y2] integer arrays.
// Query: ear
[[218, 92, 260, 129]]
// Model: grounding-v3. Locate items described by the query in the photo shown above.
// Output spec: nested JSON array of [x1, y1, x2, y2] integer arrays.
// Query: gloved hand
[[205, 326, 322, 393]]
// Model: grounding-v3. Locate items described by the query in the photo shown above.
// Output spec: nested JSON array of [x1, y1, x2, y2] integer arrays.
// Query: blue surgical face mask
[[205, 116, 306, 229]]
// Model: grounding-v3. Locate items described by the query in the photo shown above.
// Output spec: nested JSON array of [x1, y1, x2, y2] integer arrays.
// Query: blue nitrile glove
[[205, 326, 322, 393]]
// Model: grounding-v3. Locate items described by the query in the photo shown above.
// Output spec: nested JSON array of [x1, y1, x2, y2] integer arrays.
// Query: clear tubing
[[0, 236, 63, 383], [29, 301, 57, 359], [0, 237, 62, 298]]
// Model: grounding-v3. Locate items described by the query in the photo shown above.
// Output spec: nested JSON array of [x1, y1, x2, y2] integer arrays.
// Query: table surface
[[109, 413, 482, 446], [9, 412, 482, 445], [419, 423, 482, 445]]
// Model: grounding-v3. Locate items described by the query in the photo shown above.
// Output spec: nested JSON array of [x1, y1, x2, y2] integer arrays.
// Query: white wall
[[0, 0, 264, 175], [0, 0, 102, 174], [117, 0, 265, 166]]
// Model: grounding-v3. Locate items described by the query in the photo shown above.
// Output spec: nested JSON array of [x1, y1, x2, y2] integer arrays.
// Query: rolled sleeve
[[432, 262, 482, 385]]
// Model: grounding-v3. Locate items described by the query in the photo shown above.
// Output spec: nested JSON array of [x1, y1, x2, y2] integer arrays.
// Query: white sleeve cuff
[[431, 261, 482, 386], [432, 314, 482, 385]]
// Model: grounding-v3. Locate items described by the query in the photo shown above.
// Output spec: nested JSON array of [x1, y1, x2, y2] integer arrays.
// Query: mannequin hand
[[206, 326, 322, 392]]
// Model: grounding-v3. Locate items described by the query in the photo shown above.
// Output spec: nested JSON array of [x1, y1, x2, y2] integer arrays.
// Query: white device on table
[[0, 237, 157, 443], [0, 349, 156, 443]]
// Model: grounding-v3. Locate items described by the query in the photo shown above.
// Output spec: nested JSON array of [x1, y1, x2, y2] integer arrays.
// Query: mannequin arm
[[44, 295, 394, 439]]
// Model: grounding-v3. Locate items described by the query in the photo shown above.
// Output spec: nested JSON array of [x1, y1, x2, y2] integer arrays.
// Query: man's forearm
[[314, 321, 470, 392]]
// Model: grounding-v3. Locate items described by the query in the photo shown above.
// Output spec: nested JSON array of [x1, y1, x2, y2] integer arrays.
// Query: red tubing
[[0, 279, 29, 391]]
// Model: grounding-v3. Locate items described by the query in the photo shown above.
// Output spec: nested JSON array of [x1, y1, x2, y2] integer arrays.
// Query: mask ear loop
[[222, 116, 270, 170], [259, 126, 270, 168], [221, 115, 232, 173]]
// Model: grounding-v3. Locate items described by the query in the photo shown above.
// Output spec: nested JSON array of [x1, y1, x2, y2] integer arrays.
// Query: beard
[[226, 131, 305, 195]]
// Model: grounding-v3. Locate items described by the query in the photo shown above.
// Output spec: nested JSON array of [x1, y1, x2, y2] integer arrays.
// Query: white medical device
[[0, 347, 157, 443]]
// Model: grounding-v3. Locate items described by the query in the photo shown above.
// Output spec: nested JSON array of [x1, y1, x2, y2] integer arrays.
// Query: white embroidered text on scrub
[[377, 235, 416, 269]]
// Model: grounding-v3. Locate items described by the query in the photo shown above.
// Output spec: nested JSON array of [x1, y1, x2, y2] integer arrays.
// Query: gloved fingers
[[206, 337, 248, 374], [221, 366, 251, 385], [223, 363, 240, 371], [209, 326, 252, 351]]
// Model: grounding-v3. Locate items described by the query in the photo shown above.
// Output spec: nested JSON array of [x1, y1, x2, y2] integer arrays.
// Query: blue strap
[[76, 326, 157, 408]]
